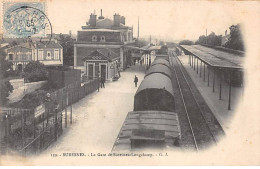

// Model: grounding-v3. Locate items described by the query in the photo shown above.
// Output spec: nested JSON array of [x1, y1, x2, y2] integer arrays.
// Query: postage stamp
[[2, 1, 51, 38]]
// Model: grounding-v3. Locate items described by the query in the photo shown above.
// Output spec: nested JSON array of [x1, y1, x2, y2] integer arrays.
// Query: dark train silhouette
[[112, 46, 181, 152]]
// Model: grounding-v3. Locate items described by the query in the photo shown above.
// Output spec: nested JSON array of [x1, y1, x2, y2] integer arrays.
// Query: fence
[[0, 78, 99, 156]]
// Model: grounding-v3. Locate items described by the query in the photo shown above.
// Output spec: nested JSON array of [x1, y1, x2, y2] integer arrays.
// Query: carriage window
[[100, 36, 105, 42], [92, 35, 97, 42]]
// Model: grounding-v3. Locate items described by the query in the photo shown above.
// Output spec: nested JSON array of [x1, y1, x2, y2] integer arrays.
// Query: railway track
[[169, 50, 225, 151]]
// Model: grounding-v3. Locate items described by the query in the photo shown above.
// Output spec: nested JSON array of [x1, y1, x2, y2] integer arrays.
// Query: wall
[[9, 78, 24, 89], [77, 31, 121, 42], [48, 69, 81, 88]]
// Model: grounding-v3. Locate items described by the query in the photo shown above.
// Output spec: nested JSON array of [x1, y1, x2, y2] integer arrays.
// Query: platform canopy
[[180, 45, 244, 69], [145, 64, 172, 79]]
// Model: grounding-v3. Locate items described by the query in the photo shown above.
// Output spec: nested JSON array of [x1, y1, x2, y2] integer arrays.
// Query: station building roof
[[180, 45, 244, 69]]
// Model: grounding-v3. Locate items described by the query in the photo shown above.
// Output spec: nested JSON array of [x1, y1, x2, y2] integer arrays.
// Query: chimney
[[120, 16, 125, 25], [89, 13, 97, 27], [98, 9, 104, 19], [114, 13, 121, 27]]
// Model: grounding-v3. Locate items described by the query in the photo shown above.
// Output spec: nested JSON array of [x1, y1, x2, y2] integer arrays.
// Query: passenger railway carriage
[[145, 64, 172, 79], [112, 45, 181, 151], [151, 58, 171, 68], [134, 73, 175, 112]]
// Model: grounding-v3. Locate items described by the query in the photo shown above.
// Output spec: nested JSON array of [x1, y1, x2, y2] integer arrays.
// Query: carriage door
[[101, 64, 106, 81], [88, 64, 94, 80]]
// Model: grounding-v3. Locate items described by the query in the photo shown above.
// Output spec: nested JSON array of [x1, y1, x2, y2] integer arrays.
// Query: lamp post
[[45, 93, 51, 127], [5, 113, 9, 152], [53, 100, 59, 141]]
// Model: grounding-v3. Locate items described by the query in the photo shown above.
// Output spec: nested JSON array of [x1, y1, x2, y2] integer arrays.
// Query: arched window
[[100, 35, 105, 42], [92, 35, 97, 42]]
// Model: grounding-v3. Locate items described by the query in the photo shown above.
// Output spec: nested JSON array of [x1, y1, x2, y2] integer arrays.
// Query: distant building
[[221, 30, 231, 46], [74, 10, 135, 81], [3, 40, 63, 70], [35, 41, 63, 66]]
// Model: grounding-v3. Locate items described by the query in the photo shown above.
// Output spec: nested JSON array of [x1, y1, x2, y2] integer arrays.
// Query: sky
[[44, 0, 257, 42], [0, 0, 259, 42]]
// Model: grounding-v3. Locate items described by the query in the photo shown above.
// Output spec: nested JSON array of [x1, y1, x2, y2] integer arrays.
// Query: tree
[[135, 38, 149, 48], [59, 34, 75, 66], [179, 40, 194, 45], [196, 33, 221, 46], [225, 24, 244, 51], [23, 61, 48, 82], [159, 41, 165, 46], [0, 48, 14, 78], [207, 32, 222, 46], [0, 80, 13, 105], [197, 35, 207, 44]]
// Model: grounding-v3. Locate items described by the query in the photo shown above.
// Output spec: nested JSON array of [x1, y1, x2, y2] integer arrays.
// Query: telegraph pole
[[206, 29, 208, 45], [137, 17, 139, 39]]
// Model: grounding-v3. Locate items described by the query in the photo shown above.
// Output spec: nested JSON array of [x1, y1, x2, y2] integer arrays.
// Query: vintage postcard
[[0, 0, 259, 166]]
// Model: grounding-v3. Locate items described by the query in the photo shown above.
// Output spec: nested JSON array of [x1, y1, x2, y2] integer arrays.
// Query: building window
[[26, 52, 31, 60], [100, 36, 105, 42], [54, 50, 59, 60], [92, 35, 97, 42], [46, 51, 51, 60], [22, 54, 27, 60], [17, 52, 22, 61], [8, 53, 13, 60], [38, 50, 44, 60]]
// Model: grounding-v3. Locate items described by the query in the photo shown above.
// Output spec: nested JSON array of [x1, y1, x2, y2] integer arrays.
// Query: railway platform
[[178, 55, 243, 131]]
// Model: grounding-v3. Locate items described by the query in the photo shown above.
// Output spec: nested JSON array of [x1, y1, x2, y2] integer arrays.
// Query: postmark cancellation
[[2, 0, 51, 38]]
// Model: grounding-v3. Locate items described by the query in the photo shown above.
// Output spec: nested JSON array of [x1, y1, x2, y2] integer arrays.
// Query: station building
[[2, 40, 63, 71], [74, 10, 135, 81]]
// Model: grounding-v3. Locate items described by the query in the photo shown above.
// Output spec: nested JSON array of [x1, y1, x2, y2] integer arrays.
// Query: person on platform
[[97, 71, 100, 92], [101, 77, 105, 88], [134, 75, 138, 87]]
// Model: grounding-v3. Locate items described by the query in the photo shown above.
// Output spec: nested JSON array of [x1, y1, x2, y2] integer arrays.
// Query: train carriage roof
[[112, 110, 181, 152], [135, 73, 174, 96], [145, 64, 172, 79], [151, 59, 171, 68]]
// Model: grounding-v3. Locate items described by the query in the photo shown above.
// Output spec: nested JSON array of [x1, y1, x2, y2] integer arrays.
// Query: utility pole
[[206, 29, 208, 45], [137, 16, 139, 39]]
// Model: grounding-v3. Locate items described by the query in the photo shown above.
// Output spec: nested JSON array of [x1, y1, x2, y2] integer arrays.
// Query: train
[[112, 46, 181, 152]]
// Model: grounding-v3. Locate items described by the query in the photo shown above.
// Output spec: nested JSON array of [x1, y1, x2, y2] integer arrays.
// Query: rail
[[169, 52, 199, 151], [169, 50, 224, 151]]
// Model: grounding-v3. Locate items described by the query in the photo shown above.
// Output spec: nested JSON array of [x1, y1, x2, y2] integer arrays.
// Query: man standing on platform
[[97, 71, 100, 92], [134, 75, 138, 87], [101, 76, 105, 88]]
